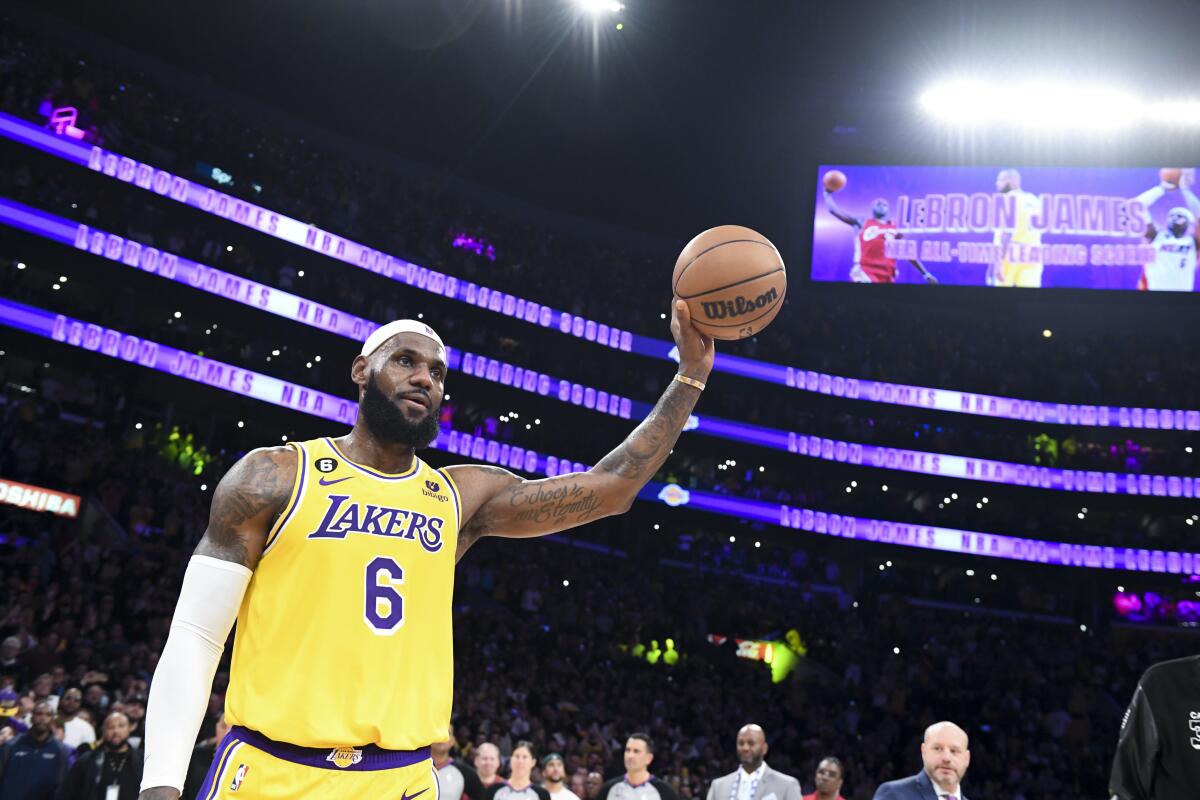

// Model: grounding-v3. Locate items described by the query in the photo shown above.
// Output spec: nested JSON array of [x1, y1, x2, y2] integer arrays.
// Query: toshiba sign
[[0, 479, 81, 518]]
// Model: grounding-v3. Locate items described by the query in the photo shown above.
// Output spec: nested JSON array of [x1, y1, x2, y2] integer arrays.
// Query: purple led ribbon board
[[2, 295, 1195, 574], [2, 112, 1196, 432], [3, 196, 1195, 498]]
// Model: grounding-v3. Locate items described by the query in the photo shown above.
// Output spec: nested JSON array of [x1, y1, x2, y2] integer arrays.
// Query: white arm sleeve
[[1133, 185, 1166, 224], [141, 555, 252, 793]]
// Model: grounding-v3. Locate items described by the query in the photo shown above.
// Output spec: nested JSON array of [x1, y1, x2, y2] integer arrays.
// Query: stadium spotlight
[[918, 79, 1192, 130], [575, 0, 624, 13]]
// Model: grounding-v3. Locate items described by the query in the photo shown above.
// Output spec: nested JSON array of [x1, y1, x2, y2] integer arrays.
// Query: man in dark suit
[[872, 721, 970, 800]]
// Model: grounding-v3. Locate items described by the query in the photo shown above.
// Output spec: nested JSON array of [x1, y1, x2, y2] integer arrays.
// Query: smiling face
[[351, 332, 446, 449], [735, 726, 767, 772]]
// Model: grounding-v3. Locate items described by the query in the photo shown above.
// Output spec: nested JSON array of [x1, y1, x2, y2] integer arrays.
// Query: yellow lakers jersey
[[224, 436, 460, 750]]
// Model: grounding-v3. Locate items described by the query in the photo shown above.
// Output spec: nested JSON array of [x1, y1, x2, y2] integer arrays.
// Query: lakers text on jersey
[[224, 436, 461, 751]]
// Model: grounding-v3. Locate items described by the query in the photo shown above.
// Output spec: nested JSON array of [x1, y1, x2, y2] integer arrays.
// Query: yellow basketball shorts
[[996, 260, 1044, 288], [194, 726, 438, 799]]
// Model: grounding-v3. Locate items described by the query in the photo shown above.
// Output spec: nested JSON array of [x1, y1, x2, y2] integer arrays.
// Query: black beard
[[360, 372, 440, 448]]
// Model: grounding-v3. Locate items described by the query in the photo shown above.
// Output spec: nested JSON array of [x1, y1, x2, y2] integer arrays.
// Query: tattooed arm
[[448, 300, 714, 561], [137, 447, 295, 800], [193, 445, 296, 568]]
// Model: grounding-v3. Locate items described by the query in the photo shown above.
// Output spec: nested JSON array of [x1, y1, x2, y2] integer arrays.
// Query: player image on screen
[[822, 186, 938, 284], [987, 169, 1044, 288], [1132, 169, 1200, 292]]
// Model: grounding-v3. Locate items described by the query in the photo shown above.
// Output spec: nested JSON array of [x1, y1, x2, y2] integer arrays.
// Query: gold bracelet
[[673, 373, 706, 392]]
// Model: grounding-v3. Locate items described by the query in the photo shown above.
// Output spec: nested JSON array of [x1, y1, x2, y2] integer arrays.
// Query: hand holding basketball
[[823, 170, 847, 192], [672, 225, 787, 341], [670, 299, 715, 381], [1160, 167, 1183, 188]]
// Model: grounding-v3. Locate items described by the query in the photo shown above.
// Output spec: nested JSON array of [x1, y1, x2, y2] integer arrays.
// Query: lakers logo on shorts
[[326, 746, 364, 768]]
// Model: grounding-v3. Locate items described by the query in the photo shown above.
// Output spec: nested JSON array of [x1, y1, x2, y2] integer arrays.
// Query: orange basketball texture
[[823, 170, 847, 192], [1160, 167, 1183, 186], [672, 225, 787, 341]]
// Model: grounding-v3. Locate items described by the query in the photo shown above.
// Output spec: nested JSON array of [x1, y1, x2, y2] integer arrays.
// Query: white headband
[[361, 319, 446, 358], [1169, 207, 1196, 227]]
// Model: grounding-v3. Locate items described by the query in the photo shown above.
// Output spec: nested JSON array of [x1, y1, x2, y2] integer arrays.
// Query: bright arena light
[[575, 0, 624, 13], [919, 79, 1200, 129]]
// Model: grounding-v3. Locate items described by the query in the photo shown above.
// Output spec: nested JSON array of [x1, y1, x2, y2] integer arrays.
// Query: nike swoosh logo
[[318, 476, 352, 486], [401, 788, 429, 800]]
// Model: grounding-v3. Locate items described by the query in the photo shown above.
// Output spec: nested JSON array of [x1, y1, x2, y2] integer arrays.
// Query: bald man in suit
[[873, 722, 970, 800], [706, 725, 801, 800]]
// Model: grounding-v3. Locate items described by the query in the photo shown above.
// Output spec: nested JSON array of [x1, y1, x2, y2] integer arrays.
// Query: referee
[[1109, 654, 1200, 799]]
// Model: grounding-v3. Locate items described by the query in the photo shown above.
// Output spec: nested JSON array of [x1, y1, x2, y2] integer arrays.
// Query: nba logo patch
[[326, 746, 363, 768], [230, 764, 249, 791]]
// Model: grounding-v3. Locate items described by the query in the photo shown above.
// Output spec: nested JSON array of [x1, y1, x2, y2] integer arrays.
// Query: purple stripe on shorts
[[228, 726, 432, 772], [195, 733, 238, 800]]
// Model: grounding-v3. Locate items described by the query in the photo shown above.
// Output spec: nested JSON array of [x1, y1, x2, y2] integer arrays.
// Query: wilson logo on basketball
[[700, 286, 779, 320]]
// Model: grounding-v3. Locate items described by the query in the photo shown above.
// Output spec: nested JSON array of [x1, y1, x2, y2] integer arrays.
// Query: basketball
[[672, 225, 787, 340], [823, 169, 847, 192], [1160, 167, 1182, 186]]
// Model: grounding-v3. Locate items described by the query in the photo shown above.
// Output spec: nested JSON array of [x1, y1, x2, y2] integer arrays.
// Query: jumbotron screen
[[811, 165, 1198, 291]]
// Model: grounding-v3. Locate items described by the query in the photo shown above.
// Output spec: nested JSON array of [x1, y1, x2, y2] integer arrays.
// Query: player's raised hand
[[670, 299, 715, 381]]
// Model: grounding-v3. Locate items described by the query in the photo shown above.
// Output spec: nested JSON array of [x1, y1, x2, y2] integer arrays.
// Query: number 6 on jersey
[[365, 556, 405, 634]]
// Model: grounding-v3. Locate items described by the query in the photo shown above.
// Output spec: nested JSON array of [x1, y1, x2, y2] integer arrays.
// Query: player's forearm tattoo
[[508, 481, 604, 526], [195, 448, 294, 568], [595, 380, 699, 482]]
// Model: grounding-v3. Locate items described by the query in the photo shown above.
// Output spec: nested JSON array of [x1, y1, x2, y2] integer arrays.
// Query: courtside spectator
[[59, 711, 143, 800], [803, 758, 846, 800], [0, 701, 71, 800]]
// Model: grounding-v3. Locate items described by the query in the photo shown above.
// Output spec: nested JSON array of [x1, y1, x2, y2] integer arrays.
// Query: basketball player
[[988, 169, 1044, 288], [137, 300, 715, 800], [822, 191, 938, 284], [1132, 170, 1200, 292]]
